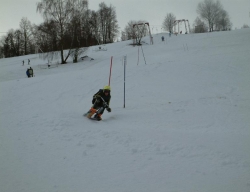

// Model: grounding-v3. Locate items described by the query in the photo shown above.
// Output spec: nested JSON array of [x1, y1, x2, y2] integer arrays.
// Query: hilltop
[[0, 29, 250, 192]]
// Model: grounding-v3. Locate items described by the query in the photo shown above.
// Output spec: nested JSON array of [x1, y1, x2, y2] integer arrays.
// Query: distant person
[[169, 31, 171, 37], [22, 60, 24, 66], [28, 67, 34, 77], [28, 59, 30, 65], [26, 68, 30, 77], [161, 36, 164, 41]]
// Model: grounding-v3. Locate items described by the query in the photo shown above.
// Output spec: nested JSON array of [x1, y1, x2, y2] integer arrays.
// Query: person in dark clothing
[[26, 68, 30, 77], [28, 67, 33, 77], [85, 85, 111, 120]]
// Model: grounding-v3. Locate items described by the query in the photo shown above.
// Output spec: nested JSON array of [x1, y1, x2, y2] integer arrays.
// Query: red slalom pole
[[109, 56, 113, 86]]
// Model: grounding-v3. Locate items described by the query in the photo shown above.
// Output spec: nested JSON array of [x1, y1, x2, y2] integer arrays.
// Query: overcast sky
[[0, 0, 250, 38]]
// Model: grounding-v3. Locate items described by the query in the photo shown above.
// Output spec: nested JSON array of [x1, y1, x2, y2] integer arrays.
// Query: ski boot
[[93, 113, 102, 121]]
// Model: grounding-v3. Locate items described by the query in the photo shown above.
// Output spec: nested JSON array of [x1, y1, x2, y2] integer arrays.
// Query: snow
[[0, 29, 250, 192]]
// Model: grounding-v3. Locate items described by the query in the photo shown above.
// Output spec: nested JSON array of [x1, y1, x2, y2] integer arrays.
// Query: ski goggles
[[104, 90, 110, 93]]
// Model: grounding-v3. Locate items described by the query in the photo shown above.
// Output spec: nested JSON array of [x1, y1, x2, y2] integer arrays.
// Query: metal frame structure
[[133, 22, 153, 45], [173, 19, 191, 34]]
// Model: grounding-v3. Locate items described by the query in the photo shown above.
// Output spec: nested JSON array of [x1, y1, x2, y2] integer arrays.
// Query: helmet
[[103, 85, 111, 91]]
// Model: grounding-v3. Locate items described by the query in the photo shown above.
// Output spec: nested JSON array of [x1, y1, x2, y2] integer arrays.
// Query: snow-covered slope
[[0, 29, 250, 192]]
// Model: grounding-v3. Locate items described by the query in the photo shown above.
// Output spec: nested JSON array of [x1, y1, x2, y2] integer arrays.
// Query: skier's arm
[[93, 90, 102, 99], [106, 97, 111, 112], [92, 90, 101, 104], [93, 91, 102, 102]]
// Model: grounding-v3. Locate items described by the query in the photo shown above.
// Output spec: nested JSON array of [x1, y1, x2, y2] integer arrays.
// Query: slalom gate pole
[[108, 56, 113, 86], [137, 46, 139, 65], [123, 56, 127, 108], [141, 45, 147, 65]]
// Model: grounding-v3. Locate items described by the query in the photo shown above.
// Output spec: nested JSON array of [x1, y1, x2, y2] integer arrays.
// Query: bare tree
[[215, 9, 232, 31], [3, 31, 15, 57], [36, 20, 59, 53], [125, 20, 148, 45], [197, 0, 232, 32], [98, 2, 119, 44], [2, 29, 23, 57], [211, 0, 225, 30], [19, 17, 33, 55], [81, 9, 97, 46], [193, 17, 208, 33], [0, 46, 3, 58], [37, 0, 77, 64], [162, 13, 176, 33], [68, 0, 88, 63], [108, 6, 119, 42], [122, 21, 137, 41], [120, 31, 127, 41], [88, 10, 101, 44], [0, 37, 4, 58], [242, 24, 249, 28], [2, 18, 35, 58], [197, 0, 213, 32], [14, 30, 22, 56], [197, 0, 226, 32]]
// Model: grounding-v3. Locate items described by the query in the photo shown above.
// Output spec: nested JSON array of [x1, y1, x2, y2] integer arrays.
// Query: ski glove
[[106, 107, 111, 112]]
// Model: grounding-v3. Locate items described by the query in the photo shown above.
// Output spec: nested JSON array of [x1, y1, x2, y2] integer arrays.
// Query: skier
[[85, 85, 112, 120]]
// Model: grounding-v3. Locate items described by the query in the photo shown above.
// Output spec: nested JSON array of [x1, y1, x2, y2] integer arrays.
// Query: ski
[[83, 113, 101, 121], [89, 117, 101, 121]]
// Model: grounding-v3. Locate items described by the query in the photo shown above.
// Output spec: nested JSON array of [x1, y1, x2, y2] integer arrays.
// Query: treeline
[[0, 0, 119, 63], [196, 0, 232, 32], [1, 0, 247, 60], [163, 0, 232, 33], [121, 0, 233, 41]]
